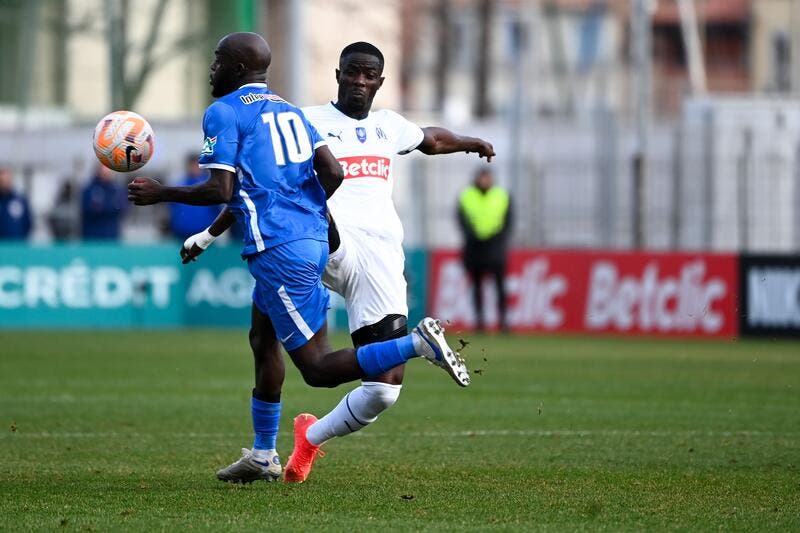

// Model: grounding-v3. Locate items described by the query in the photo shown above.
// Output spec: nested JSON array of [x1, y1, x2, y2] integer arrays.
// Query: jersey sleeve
[[198, 101, 239, 173], [299, 109, 326, 150], [307, 121, 327, 150], [388, 110, 425, 155]]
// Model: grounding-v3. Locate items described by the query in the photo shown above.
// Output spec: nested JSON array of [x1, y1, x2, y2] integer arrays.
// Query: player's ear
[[335, 69, 341, 82], [378, 76, 385, 88], [235, 62, 246, 77]]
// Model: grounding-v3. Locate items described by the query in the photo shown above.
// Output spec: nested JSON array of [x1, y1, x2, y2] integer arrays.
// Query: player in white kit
[[182, 42, 494, 482]]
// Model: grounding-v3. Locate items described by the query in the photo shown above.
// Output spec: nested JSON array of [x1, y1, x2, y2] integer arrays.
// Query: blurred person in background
[[0, 166, 32, 240], [457, 168, 513, 332], [48, 181, 79, 241], [81, 163, 127, 240], [168, 154, 222, 241]]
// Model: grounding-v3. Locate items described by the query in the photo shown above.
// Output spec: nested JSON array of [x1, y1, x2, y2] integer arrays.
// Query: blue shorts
[[248, 238, 330, 351]]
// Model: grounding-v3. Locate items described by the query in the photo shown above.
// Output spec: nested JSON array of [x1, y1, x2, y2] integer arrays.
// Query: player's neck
[[333, 100, 369, 120], [240, 76, 267, 87]]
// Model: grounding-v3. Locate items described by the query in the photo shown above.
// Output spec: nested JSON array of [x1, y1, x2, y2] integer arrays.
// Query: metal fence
[[396, 95, 800, 253], [2, 96, 799, 253]]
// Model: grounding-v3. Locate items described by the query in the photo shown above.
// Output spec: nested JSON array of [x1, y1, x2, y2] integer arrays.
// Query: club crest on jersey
[[376, 126, 387, 140], [356, 127, 367, 143], [200, 136, 217, 155]]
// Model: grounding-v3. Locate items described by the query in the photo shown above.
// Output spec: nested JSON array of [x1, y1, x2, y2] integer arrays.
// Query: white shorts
[[322, 225, 408, 333]]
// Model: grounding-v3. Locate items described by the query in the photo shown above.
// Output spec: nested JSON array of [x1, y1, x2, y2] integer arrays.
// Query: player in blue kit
[[127, 32, 469, 484]]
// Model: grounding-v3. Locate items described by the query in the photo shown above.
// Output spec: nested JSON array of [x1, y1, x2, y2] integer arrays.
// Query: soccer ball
[[93, 110, 155, 172]]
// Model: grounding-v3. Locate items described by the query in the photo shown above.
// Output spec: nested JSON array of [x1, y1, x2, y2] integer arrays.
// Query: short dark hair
[[339, 42, 384, 71]]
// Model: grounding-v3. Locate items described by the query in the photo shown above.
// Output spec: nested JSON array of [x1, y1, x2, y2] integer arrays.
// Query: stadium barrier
[[1, 244, 797, 337], [0, 243, 427, 330]]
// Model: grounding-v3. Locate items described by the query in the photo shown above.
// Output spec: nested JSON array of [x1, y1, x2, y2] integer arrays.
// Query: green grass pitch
[[1, 330, 798, 531]]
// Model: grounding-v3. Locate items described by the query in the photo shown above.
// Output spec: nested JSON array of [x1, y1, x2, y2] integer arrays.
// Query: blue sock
[[251, 397, 281, 450], [356, 334, 417, 376]]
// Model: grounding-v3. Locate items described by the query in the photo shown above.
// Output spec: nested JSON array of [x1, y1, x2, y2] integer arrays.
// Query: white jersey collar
[[328, 101, 371, 122], [239, 83, 268, 89]]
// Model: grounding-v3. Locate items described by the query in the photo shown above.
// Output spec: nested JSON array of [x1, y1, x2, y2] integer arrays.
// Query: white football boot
[[413, 317, 471, 387], [215, 448, 281, 483]]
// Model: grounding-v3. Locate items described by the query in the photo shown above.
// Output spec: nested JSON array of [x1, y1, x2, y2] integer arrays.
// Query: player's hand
[[180, 229, 217, 264], [180, 242, 205, 264], [472, 139, 495, 162], [128, 177, 164, 205]]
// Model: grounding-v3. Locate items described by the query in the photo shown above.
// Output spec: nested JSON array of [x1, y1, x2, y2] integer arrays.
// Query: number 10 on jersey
[[261, 111, 313, 165]]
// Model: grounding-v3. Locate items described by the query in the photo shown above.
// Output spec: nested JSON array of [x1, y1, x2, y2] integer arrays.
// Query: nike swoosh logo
[[280, 332, 294, 343], [125, 145, 138, 170]]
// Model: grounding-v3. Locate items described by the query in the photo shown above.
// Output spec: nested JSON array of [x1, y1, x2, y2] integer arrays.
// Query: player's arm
[[180, 206, 236, 264], [132, 101, 240, 207], [313, 144, 344, 199], [128, 168, 235, 206], [416, 127, 495, 162]]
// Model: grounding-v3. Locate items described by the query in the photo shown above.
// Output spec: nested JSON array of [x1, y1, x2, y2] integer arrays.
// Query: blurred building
[[400, 0, 800, 119], [261, 0, 403, 110], [2, 0, 799, 122], [0, 0, 799, 252], [0, 0, 209, 124], [0, 0, 403, 125]]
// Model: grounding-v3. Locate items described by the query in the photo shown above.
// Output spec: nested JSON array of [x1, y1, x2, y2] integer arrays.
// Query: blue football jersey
[[198, 83, 328, 256]]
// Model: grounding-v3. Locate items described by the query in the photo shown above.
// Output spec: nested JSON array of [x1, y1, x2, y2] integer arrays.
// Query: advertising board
[[429, 249, 739, 337], [740, 254, 800, 337]]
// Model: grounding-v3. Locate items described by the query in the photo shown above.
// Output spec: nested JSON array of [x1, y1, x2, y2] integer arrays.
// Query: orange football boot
[[283, 413, 324, 483]]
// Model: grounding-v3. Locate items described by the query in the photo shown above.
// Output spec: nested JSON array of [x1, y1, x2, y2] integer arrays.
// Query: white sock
[[251, 448, 278, 463], [306, 382, 402, 446]]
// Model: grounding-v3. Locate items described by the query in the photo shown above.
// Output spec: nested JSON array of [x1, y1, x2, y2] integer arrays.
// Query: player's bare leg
[[216, 306, 284, 483], [285, 323, 364, 388], [251, 305, 285, 403], [286, 317, 468, 389]]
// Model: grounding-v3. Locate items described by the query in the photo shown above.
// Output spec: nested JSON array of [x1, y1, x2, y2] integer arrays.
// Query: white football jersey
[[302, 102, 424, 244]]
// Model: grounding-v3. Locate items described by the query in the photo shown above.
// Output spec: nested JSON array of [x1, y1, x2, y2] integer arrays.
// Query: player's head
[[210, 32, 271, 98], [335, 42, 385, 115], [339, 42, 384, 72]]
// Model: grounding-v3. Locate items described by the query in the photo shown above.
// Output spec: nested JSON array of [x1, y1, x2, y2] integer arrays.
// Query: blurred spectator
[[48, 181, 79, 240], [0, 166, 32, 240], [168, 154, 222, 241], [457, 168, 513, 332], [81, 164, 127, 240]]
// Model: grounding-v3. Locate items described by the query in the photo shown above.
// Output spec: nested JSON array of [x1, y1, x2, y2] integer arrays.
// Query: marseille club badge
[[356, 127, 367, 143]]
